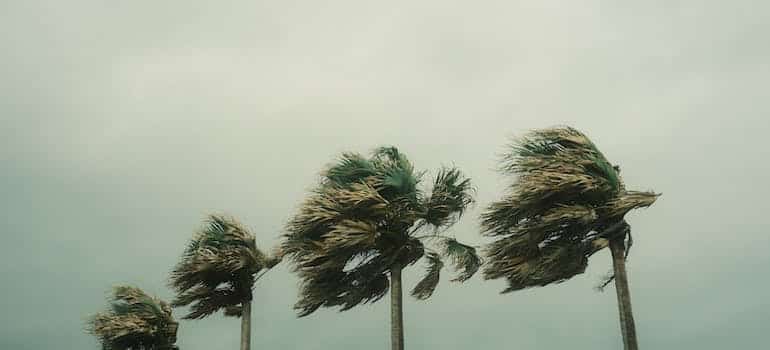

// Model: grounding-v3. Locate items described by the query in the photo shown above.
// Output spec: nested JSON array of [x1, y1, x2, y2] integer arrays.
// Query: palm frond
[[371, 146, 422, 201], [442, 238, 482, 282], [87, 286, 178, 350], [421, 167, 474, 228], [224, 305, 243, 317], [602, 191, 660, 219], [171, 284, 244, 320], [411, 252, 444, 300], [325, 153, 377, 186], [497, 243, 590, 293]]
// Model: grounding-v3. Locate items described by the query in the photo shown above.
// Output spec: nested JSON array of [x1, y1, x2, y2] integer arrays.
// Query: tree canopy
[[482, 127, 659, 292], [169, 215, 279, 319], [282, 146, 481, 316], [87, 285, 179, 350]]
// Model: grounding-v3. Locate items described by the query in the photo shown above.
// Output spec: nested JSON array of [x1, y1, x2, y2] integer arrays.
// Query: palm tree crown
[[282, 146, 481, 316], [481, 126, 659, 292], [169, 215, 279, 319], [87, 285, 179, 350]]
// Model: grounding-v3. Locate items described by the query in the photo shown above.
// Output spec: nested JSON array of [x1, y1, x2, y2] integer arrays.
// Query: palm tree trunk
[[240, 300, 251, 350], [390, 264, 404, 350], [609, 238, 638, 350]]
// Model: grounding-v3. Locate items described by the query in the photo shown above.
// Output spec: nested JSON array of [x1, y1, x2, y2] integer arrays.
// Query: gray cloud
[[2, 1, 769, 349]]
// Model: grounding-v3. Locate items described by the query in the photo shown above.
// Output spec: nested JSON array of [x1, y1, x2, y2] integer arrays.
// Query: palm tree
[[169, 215, 280, 350], [282, 146, 481, 350], [86, 285, 179, 350], [481, 126, 659, 350]]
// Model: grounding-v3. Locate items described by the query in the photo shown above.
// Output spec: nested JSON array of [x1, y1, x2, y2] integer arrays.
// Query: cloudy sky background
[[2, 1, 769, 349]]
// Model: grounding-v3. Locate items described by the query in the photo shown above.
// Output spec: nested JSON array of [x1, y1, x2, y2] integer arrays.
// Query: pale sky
[[2, 1, 769, 349]]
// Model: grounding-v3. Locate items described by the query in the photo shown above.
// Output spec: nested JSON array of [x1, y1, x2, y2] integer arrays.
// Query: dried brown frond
[[602, 191, 660, 219]]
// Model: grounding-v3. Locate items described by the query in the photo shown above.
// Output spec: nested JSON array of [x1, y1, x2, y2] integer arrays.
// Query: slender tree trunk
[[609, 238, 638, 350], [390, 264, 404, 350], [240, 300, 252, 350]]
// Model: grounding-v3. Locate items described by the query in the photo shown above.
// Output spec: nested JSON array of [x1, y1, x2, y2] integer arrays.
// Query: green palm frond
[[422, 167, 474, 228], [372, 146, 422, 201], [411, 252, 444, 300], [325, 153, 377, 186], [87, 286, 178, 350], [169, 215, 278, 320], [442, 238, 482, 282], [283, 146, 478, 316], [482, 126, 659, 292]]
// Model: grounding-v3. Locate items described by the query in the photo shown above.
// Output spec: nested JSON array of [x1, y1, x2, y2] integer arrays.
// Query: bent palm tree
[[481, 127, 659, 350], [86, 285, 179, 350], [282, 146, 480, 350], [169, 215, 281, 350]]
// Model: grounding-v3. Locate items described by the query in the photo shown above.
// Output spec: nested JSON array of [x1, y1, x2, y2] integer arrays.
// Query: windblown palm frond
[[411, 252, 444, 300], [422, 167, 474, 228], [442, 238, 482, 282], [283, 146, 479, 316], [169, 215, 278, 319], [482, 126, 659, 292], [87, 285, 178, 350]]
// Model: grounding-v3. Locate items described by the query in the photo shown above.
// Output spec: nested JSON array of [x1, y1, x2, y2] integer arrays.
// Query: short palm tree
[[282, 146, 481, 350], [169, 215, 280, 350], [481, 127, 659, 350], [86, 285, 179, 350]]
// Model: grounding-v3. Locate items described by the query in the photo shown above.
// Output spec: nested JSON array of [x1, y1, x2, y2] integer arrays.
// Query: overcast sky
[[2, 1, 769, 349]]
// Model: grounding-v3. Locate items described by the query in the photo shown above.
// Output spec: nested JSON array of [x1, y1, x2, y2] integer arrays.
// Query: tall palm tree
[[481, 126, 659, 350], [86, 285, 179, 350], [169, 215, 280, 350], [282, 146, 480, 350]]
